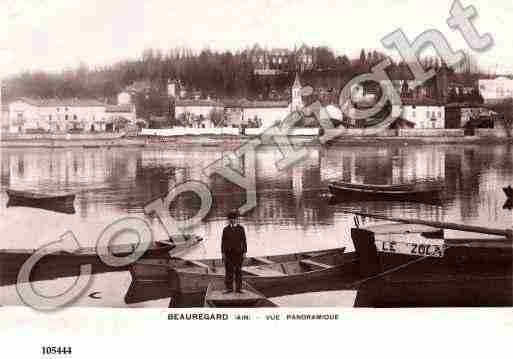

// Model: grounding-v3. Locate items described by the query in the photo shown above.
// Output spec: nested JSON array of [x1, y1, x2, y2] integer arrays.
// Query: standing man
[[221, 210, 247, 293]]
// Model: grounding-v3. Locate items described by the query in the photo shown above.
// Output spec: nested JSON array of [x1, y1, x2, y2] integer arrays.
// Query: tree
[[401, 80, 410, 97], [315, 47, 336, 70], [448, 87, 458, 103], [359, 49, 367, 67], [209, 108, 225, 127]]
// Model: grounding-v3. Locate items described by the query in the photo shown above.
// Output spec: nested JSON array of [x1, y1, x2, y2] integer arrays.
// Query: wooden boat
[[200, 143, 220, 148], [6, 189, 76, 213], [129, 247, 359, 298], [328, 181, 442, 203], [204, 280, 277, 307], [348, 213, 513, 307], [131, 247, 343, 281], [0, 234, 204, 286], [504, 185, 513, 199]]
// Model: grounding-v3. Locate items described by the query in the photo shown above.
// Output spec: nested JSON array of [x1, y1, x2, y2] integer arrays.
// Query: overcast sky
[[1, 0, 512, 76]]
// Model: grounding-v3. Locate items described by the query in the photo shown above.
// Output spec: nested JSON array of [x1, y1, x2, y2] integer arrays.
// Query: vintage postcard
[[1, 0, 512, 356]]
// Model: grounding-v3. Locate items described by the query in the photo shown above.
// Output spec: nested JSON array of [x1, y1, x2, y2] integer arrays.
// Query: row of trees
[[3, 45, 491, 122], [5, 45, 480, 102]]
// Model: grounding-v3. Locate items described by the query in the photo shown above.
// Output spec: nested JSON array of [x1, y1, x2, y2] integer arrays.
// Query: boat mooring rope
[[347, 235, 478, 288], [348, 254, 433, 288]]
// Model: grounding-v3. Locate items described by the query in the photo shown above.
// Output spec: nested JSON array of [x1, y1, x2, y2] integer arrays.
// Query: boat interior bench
[[186, 260, 212, 273], [299, 259, 333, 270], [252, 257, 276, 265], [242, 266, 286, 277]]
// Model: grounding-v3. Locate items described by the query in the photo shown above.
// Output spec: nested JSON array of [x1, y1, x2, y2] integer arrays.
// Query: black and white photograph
[[0, 0, 512, 356]]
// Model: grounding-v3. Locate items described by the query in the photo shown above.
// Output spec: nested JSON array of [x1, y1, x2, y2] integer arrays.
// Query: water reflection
[[1, 144, 512, 245]]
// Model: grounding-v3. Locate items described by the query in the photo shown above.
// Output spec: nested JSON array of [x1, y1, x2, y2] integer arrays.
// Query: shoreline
[[1, 134, 512, 148]]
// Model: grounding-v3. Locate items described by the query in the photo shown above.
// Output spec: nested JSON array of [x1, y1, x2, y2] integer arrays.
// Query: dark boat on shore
[[0, 235, 204, 286], [6, 189, 76, 214], [349, 214, 513, 307], [328, 181, 442, 203], [504, 185, 513, 199]]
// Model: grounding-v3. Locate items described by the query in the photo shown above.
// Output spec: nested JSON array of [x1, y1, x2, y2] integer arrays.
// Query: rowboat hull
[[130, 248, 347, 281], [169, 262, 349, 297], [328, 182, 441, 203], [355, 275, 513, 307], [6, 189, 76, 214], [0, 235, 203, 286], [350, 226, 513, 307], [129, 248, 360, 299]]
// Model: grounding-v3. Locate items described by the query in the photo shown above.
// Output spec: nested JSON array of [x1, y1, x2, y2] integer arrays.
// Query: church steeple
[[291, 73, 303, 112], [293, 72, 301, 89]]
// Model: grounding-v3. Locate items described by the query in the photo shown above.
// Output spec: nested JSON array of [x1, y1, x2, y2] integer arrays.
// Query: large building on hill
[[249, 44, 316, 75], [7, 97, 136, 133]]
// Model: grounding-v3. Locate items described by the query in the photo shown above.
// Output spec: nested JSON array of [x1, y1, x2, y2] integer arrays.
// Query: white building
[[174, 99, 224, 127], [174, 73, 305, 129], [478, 77, 513, 104], [393, 99, 445, 129], [105, 104, 137, 130], [8, 96, 136, 133], [241, 100, 290, 128]]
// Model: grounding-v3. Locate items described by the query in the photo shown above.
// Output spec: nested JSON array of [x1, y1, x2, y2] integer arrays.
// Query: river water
[[0, 143, 511, 307]]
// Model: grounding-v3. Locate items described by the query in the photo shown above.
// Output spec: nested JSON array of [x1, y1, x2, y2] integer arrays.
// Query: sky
[[1, 0, 513, 76]]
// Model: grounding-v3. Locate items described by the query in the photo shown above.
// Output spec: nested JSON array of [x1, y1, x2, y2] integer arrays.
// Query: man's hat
[[227, 210, 239, 219]]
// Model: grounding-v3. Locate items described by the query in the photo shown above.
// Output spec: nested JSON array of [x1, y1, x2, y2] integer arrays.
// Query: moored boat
[[349, 217, 513, 307], [0, 234, 204, 286], [129, 247, 359, 298], [328, 181, 442, 203], [6, 189, 76, 214]]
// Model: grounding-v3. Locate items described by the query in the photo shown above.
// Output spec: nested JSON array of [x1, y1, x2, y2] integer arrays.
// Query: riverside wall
[[1, 127, 512, 148]]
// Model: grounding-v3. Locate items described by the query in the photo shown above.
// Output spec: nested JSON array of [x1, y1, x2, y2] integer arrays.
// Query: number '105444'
[[42, 346, 72, 355]]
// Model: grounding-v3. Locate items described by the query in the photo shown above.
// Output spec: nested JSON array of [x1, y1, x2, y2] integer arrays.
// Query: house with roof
[[445, 103, 497, 129], [478, 77, 513, 104], [105, 103, 137, 130], [8, 98, 107, 133], [8, 95, 137, 133], [379, 64, 449, 101], [174, 99, 225, 128], [393, 99, 445, 129], [173, 73, 306, 130]]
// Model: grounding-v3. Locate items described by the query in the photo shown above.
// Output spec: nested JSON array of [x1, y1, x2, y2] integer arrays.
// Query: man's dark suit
[[221, 224, 247, 291]]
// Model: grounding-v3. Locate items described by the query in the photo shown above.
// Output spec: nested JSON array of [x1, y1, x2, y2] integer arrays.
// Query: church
[[174, 73, 304, 129], [235, 73, 303, 129]]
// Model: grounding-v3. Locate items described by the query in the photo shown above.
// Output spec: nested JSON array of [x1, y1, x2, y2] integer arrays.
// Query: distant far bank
[[1, 131, 512, 149]]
